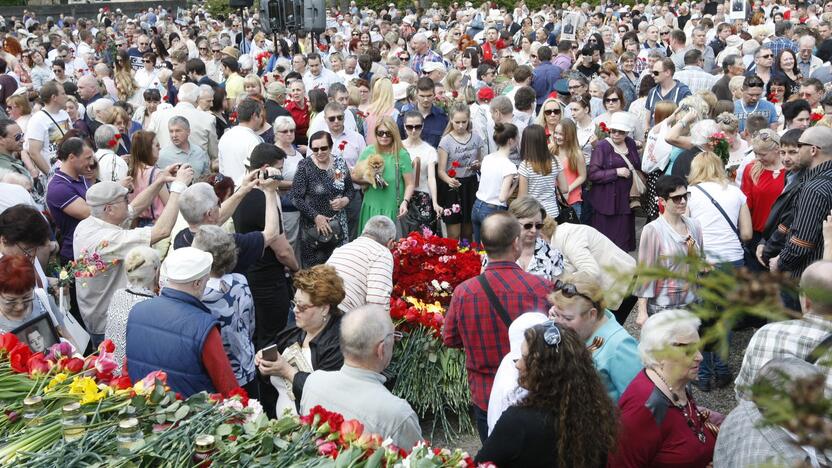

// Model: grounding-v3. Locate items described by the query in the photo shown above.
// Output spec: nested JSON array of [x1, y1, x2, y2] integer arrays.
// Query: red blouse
[[741, 167, 786, 233], [608, 371, 715, 467]]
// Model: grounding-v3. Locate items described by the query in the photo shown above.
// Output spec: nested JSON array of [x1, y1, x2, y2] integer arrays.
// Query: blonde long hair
[[554, 119, 584, 174], [688, 152, 728, 186], [367, 77, 395, 117], [373, 116, 403, 157], [749, 129, 780, 185]]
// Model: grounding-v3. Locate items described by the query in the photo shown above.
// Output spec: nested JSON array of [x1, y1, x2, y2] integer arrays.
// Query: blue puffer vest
[[126, 288, 219, 397]]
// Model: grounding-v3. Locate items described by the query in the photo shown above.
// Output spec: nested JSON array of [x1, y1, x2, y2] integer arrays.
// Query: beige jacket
[[551, 223, 636, 309]]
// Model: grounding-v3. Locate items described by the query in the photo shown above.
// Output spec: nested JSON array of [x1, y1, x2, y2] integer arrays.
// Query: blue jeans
[[699, 259, 743, 383], [471, 199, 506, 243], [571, 202, 583, 221]]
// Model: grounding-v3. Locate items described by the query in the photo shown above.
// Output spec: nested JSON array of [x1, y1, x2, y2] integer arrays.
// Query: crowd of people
[[0, 0, 831, 465]]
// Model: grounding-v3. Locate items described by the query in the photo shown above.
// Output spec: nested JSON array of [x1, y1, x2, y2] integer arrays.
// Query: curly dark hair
[[518, 324, 619, 467]]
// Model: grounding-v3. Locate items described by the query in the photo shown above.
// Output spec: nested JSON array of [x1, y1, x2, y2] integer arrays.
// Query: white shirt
[[94, 148, 128, 183], [0, 183, 36, 212], [688, 181, 747, 263], [218, 125, 264, 186], [25, 109, 71, 166], [475, 153, 517, 206], [312, 130, 366, 169], [302, 68, 343, 93], [487, 355, 527, 435], [308, 110, 358, 136], [403, 140, 438, 193]]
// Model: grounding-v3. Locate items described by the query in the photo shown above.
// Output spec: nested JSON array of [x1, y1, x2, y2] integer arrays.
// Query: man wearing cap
[[126, 247, 240, 397], [264, 81, 291, 125], [771, 126, 832, 280], [422, 61, 446, 83], [73, 165, 194, 347]]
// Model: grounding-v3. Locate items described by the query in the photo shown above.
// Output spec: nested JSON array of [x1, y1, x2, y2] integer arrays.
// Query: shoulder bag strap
[[41, 109, 66, 137], [807, 333, 832, 364], [476, 275, 513, 328], [693, 184, 741, 241]]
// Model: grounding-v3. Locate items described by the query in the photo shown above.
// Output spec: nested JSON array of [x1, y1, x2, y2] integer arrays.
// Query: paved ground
[[421, 216, 757, 455]]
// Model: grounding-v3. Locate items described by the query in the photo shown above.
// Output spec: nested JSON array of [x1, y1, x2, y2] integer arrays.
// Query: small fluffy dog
[[355, 154, 388, 189]]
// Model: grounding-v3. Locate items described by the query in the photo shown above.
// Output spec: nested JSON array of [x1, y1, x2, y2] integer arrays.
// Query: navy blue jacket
[[126, 288, 219, 396]]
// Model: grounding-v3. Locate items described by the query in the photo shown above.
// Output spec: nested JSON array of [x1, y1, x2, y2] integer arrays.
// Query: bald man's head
[[481, 211, 521, 261], [340, 304, 394, 370], [77, 74, 100, 100], [800, 260, 832, 316]]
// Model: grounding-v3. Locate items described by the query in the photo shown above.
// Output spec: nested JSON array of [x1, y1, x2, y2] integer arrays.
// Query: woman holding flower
[[291, 131, 355, 268], [438, 102, 484, 241], [355, 116, 415, 234]]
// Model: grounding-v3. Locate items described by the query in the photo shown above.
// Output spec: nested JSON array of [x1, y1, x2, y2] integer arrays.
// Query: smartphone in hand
[[261, 344, 279, 362]]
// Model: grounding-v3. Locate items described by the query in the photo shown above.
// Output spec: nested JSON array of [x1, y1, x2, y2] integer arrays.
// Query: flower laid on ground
[[0, 332, 481, 466], [390, 296, 445, 336]]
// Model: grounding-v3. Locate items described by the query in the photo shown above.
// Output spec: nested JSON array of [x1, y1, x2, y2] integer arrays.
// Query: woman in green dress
[[356, 116, 416, 234]]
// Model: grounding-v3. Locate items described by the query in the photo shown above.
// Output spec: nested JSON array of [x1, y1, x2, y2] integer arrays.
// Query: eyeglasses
[[543, 108, 560, 115], [382, 330, 404, 343], [199, 47, 208, 51], [521, 222, 544, 230], [326, 114, 344, 122], [376, 130, 393, 138], [541, 320, 562, 348], [0, 294, 34, 308], [12, 132, 24, 142], [143, 59, 153, 63], [278, 129, 295, 134], [212, 49, 221, 53], [652, 70, 662, 76], [310, 145, 330, 153], [15, 243, 36, 260], [553, 279, 601, 311], [667, 191, 690, 203], [567, 84, 583, 90], [405, 124, 423, 130], [660, 31, 670, 35], [609, 128, 627, 134], [604, 97, 620, 103], [760, 54, 773, 59]]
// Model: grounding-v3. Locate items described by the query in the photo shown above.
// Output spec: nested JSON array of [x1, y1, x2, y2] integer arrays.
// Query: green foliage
[[204, 0, 262, 18]]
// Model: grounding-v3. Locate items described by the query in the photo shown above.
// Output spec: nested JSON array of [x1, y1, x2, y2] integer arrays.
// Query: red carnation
[[447, 169, 457, 178], [9, 343, 32, 373], [811, 112, 824, 123], [99, 339, 116, 354], [338, 140, 347, 152], [225, 387, 250, 407], [599, 122, 609, 133]]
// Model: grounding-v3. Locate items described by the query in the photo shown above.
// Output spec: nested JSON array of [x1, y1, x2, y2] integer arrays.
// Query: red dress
[[609, 371, 715, 467], [741, 167, 786, 233]]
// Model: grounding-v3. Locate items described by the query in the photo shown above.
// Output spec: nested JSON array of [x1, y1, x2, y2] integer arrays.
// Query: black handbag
[[302, 218, 343, 249], [555, 188, 579, 224]]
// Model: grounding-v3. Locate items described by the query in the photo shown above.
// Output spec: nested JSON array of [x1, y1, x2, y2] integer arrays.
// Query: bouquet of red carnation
[[391, 229, 482, 306], [254, 51, 272, 71], [811, 112, 825, 126]]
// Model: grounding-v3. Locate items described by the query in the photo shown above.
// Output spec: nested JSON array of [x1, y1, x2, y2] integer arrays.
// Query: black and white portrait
[[13, 315, 58, 354]]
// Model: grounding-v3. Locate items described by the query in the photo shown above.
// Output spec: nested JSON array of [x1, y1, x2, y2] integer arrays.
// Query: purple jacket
[[587, 138, 641, 216]]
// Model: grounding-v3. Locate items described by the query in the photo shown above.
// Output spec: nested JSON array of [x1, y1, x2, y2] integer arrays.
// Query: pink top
[[128, 165, 165, 221], [559, 156, 583, 205]]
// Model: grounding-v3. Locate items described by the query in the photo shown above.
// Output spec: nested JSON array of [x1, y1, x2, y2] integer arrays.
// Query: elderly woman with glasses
[[256, 265, 346, 416], [635, 175, 705, 327], [483, 196, 563, 280], [0, 204, 53, 293], [290, 130, 355, 268], [104, 246, 160, 374], [610, 309, 717, 467], [549, 271, 642, 402], [476, 321, 618, 467], [0, 255, 63, 334]]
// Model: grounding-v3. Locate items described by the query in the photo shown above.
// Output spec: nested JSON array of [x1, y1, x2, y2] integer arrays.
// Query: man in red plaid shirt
[[442, 212, 552, 442]]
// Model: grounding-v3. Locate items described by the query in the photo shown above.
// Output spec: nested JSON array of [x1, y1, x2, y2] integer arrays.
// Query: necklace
[[650, 368, 707, 444]]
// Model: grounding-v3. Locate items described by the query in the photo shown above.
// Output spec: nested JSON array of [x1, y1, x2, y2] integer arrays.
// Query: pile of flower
[[389, 229, 483, 437], [0, 333, 477, 466]]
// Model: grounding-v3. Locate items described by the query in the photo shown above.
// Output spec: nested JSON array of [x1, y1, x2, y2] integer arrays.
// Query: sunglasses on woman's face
[[405, 124, 423, 130], [310, 145, 330, 153], [543, 108, 560, 116], [667, 192, 690, 203], [376, 130, 393, 138], [521, 222, 544, 230]]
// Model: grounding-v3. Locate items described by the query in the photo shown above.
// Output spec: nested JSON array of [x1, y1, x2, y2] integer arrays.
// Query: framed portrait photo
[[12, 314, 59, 354]]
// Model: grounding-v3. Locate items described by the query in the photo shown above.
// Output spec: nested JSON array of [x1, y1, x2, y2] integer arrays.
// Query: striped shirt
[[325, 236, 393, 314], [778, 160, 832, 277]]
